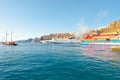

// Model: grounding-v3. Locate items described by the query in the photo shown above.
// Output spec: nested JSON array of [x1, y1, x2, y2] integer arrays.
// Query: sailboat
[[1, 31, 17, 46]]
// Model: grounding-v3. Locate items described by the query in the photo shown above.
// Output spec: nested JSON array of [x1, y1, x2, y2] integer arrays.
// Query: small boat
[[1, 31, 17, 46], [111, 46, 120, 52]]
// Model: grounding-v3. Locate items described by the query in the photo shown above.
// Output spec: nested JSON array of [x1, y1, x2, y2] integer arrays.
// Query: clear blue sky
[[0, 0, 120, 40]]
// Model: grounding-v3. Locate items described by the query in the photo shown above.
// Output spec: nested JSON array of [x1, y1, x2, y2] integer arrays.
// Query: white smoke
[[75, 20, 90, 37]]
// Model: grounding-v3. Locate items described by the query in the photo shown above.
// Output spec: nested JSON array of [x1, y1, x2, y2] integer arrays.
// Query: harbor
[[0, 0, 120, 80]]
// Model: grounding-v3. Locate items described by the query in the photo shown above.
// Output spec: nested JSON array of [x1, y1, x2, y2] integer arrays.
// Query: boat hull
[[1, 42, 17, 46], [111, 46, 120, 52], [48, 40, 80, 44], [80, 40, 120, 45]]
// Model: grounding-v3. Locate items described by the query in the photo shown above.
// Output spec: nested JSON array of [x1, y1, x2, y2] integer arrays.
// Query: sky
[[0, 0, 120, 40]]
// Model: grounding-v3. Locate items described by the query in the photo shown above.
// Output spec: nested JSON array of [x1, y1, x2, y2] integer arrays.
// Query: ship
[[46, 38, 80, 44], [80, 32, 120, 45], [1, 31, 17, 46]]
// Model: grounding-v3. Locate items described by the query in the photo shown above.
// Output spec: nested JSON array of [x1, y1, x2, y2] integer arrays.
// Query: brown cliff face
[[100, 20, 120, 34], [40, 33, 75, 40], [89, 20, 120, 35]]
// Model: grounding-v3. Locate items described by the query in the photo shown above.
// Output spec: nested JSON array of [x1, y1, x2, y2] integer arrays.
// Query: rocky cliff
[[100, 20, 120, 34], [40, 33, 75, 40], [17, 33, 75, 43], [89, 20, 120, 35]]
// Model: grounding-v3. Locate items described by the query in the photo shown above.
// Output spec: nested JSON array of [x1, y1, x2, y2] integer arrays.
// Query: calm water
[[0, 43, 120, 80]]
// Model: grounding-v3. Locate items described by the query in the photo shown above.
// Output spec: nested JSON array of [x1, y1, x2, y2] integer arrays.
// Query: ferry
[[48, 39, 80, 44], [80, 33, 120, 45]]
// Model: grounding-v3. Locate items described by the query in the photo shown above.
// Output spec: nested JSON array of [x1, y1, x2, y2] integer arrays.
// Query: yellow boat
[[111, 46, 120, 52]]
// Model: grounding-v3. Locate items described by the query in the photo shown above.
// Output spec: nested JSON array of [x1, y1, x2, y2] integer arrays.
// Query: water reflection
[[82, 44, 120, 61]]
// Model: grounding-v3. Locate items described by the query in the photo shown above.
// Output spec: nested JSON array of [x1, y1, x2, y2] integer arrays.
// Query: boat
[[1, 42, 17, 46], [80, 33, 120, 45], [1, 31, 17, 46], [48, 38, 80, 44], [111, 46, 120, 52]]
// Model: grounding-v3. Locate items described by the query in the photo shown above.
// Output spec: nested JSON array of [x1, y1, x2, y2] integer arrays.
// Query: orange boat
[[80, 33, 120, 45]]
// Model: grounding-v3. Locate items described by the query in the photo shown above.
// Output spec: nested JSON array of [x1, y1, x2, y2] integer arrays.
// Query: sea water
[[0, 43, 120, 80]]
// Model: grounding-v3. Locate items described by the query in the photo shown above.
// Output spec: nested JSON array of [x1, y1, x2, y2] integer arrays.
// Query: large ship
[[48, 39, 80, 44], [80, 33, 120, 45]]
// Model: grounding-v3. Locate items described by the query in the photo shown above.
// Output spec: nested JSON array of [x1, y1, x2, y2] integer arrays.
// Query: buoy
[[111, 46, 120, 52]]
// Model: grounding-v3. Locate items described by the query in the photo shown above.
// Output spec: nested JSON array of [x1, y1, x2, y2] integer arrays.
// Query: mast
[[11, 29, 13, 42], [11, 31, 12, 42], [6, 32, 7, 43]]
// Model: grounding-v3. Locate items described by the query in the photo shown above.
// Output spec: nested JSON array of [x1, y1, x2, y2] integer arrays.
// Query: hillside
[[89, 20, 120, 35], [40, 33, 75, 40], [16, 33, 76, 43], [99, 20, 120, 34]]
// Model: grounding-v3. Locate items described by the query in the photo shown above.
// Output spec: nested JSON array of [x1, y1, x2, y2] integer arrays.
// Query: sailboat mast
[[6, 32, 7, 43], [11, 31, 12, 42]]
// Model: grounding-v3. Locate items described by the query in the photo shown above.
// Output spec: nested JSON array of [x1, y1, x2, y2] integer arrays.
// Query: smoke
[[75, 19, 90, 37]]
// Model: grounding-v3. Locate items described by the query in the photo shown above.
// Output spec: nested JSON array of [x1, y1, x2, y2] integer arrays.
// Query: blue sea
[[0, 43, 120, 80]]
